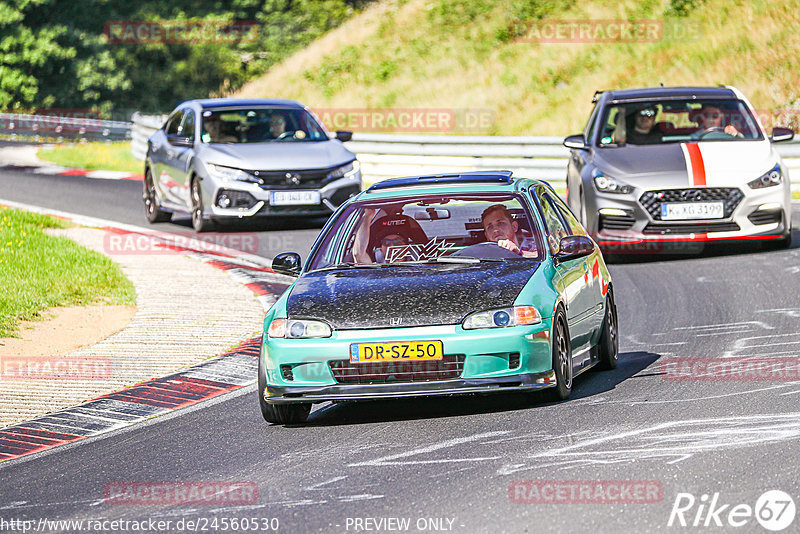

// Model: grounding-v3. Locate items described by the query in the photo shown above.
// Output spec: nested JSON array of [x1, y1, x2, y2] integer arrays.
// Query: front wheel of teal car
[[542, 308, 572, 402], [258, 345, 311, 424], [597, 289, 619, 371]]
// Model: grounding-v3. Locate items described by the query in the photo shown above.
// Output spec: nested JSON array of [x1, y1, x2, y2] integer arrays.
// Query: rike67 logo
[[668, 490, 796, 531]]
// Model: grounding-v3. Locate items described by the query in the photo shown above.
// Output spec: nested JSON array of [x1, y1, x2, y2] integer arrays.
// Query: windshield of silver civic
[[598, 99, 763, 146], [306, 193, 544, 271], [201, 108, 328, 144]]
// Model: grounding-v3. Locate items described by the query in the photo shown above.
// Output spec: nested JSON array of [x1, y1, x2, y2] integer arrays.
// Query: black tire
[[542, 308, 573, 402], [257, 346, 311, 424], [597, 289, 619, 370], [191, 178, 215, 233], [143, 168, 171, 223]]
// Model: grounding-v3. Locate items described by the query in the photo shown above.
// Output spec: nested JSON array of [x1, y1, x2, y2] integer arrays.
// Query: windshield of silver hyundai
[[598, 99, 763, 146]]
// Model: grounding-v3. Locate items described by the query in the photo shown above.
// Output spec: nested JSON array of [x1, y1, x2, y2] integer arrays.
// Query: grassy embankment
[[234, 0, 800, 136], [38, 142, 142, 174], [0, 208, 136, 337]]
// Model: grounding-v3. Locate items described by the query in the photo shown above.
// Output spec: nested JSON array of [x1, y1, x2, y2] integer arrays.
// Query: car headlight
[[268, 318, 332, 339], [463, 306, 542, 330], [326, 160, 360, 180], [748, 164, 782, 189], [209, 164, 253, 182], [593, 171, 634, 194]]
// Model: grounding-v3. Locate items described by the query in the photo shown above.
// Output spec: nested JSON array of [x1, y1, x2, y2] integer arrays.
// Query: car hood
[[199, 140, 354, 170], [286, 261, 540, 330], [594, 140, 776, 188]]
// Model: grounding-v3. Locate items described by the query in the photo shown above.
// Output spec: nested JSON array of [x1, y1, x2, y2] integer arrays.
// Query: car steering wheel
[[694, 126, 726, 139], [451, 241, 521, 259], [274, 130, 296, 141]]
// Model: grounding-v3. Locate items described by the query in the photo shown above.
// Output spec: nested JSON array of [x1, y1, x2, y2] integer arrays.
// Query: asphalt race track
[[1, 168, 799, 532]]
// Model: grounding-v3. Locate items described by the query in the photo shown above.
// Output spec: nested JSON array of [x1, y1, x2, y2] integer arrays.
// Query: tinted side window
[[165, 111, 184, 135], [180, 110, 195, 141], [584, 102, 599, 144], [536, 189, 570, 244]]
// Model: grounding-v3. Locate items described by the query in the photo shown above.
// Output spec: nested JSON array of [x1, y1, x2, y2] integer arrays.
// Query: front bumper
[[264, 371, 556, 404], [262, 322, 555, 404], [590, 184, 790, 251], [208, 172, 361, 218]]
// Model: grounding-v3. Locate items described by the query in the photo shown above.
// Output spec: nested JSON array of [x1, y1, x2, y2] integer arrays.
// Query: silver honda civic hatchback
[[143, 98, 361, 232]]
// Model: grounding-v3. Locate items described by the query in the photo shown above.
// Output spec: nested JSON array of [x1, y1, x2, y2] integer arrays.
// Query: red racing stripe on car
[[683, 142, 706, 186]]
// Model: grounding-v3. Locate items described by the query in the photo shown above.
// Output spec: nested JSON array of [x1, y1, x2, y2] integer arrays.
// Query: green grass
[[38, 142, 142, 174], [0, 208, 136, 337]]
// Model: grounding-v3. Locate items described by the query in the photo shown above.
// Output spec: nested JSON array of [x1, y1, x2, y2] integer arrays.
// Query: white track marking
[[348, 431, 510, 467], [304, 476, 348, 491], [496, 412, 800, 474], [578, 384, 793, 406]]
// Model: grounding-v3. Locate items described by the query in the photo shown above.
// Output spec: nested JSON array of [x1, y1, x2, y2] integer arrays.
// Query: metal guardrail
[[0, 113, 131, 143], [130, 112, 167, 161], [130, 113, 800, 192]]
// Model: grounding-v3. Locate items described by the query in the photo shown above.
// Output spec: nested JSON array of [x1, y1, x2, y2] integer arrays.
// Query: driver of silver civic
[[269, 112, 287, 138]]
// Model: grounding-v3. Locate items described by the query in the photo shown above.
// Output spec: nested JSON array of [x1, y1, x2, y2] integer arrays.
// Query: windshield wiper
[[424, 256, 506, 264], [313, 262, 384, 272]]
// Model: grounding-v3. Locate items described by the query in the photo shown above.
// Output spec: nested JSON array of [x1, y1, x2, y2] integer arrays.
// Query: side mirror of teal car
[[554, 235, 595, 263], [272, 252, 302, 276]]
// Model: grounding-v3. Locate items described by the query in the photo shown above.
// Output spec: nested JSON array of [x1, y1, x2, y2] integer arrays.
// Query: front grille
[[329, 355, 465, 384], [748, 209, 782, 226], [254, 168, 333, 189], [598, 213, 636, 231], [639, 188, 744, 220], [643, 222, 740, 234]]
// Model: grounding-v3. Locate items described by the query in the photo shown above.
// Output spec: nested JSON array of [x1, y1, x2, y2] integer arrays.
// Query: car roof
[[186, 98, 307, 110], [360, 170, 551, 198], [599, 86, 738, 103]]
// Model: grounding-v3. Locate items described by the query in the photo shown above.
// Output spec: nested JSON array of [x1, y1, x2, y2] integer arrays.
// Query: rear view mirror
[[335, 130, 353, 142], [413, 208, 451, 221]]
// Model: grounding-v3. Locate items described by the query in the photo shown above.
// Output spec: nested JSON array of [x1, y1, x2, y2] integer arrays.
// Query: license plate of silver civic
[[270, 190, 321, 206]]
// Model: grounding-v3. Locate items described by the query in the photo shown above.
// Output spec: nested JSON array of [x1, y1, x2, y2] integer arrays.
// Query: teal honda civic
[[258, 171, 618, 424]]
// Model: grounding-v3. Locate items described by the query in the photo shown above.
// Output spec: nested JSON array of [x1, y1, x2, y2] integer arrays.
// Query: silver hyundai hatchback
[[143, 98, 361, 232]]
